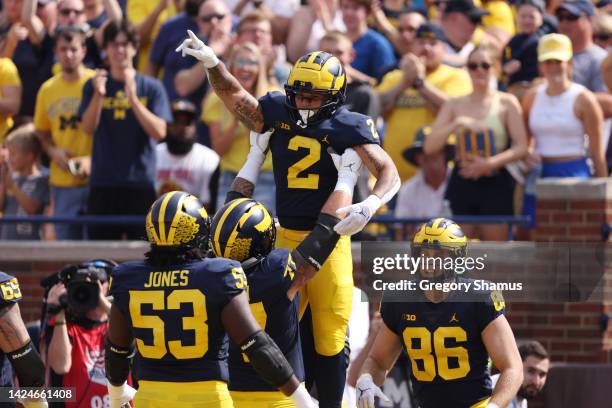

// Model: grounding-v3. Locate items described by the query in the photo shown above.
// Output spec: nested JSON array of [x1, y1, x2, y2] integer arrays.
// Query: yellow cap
[[538, 33, 573, 62]]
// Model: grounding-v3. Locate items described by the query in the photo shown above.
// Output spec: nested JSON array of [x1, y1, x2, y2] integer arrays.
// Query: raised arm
[[21, 0, 45, 45], [177, 30, 265, 132]]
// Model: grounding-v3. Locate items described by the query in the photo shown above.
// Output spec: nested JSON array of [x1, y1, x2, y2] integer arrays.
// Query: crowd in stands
[[0, 0, 610, 241]]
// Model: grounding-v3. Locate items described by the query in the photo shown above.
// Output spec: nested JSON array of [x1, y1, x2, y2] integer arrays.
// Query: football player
[[211, 198, 305, 408], [0, 272, 47, 408], [177, 30, 400, 408], [356, 218, 523, 408], [105, 191, 315, 408]]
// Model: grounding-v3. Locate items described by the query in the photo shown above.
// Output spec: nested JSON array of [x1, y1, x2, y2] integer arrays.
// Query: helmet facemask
[[284, 85, 346, 128]]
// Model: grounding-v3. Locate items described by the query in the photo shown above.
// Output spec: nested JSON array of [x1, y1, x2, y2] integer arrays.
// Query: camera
[[42, 260, 116, 315]]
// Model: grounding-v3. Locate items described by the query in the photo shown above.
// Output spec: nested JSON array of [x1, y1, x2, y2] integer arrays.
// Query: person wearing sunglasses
[[426, 44, 528, 241], [555, 0, 609, 95], [520, 33, 606, 231], [202, 42, 278, 214]]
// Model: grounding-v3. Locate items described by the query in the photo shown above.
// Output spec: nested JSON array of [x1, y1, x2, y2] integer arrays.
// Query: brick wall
[[511, 178, 612, 364]]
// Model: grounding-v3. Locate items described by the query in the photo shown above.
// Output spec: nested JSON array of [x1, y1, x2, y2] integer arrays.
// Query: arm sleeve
[[380, 302, 398, 335]]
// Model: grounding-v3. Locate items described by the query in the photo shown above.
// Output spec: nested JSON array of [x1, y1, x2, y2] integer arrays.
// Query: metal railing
[[0, 215, 532, 241]]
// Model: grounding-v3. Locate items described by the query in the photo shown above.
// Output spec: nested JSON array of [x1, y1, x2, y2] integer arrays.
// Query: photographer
[[44, 260, 115, 408]]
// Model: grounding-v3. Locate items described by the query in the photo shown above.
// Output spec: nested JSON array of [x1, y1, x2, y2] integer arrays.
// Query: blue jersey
[[110, 258, 247, 383], [380, 278, 505, 408], [259, 92, 380, 230], [228, 248, 304, 391], [0, 271, 22, 390]]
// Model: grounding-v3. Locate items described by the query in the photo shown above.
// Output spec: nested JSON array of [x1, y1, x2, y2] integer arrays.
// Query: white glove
[[334, 194, 381, 236], [356, 373, 390, 408], [328, 147, 362, 196], [289, 383, 317, 408], [108, 381, 137, 408], [175, 29, 220, 69], [237, 130, 273, 184]]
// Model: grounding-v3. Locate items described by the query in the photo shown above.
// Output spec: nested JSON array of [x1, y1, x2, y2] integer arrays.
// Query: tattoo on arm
[[230, 177, 255, 197], [358, 144, 400, 197], [207, 64, 264, 132], [0, 304, 30, 351]]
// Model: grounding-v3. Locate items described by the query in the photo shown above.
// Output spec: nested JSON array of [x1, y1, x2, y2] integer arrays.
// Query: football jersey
[[228, 248, 304, 391], [259, 91, 380, 230], [380, 278, 505, 408], [110, 258, 247, 383], [0, 272, 21, 404]]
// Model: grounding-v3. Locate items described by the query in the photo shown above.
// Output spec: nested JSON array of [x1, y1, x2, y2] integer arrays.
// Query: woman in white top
[[522, 34, 606, 227], [426, 44, 528, 241]]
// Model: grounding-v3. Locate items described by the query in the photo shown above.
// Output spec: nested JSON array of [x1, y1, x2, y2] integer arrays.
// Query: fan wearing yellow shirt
[[376, 22, 471, 183], [34, 26, 95, 240], [0, 58, 21, 144], [202, 42, 277, 213]]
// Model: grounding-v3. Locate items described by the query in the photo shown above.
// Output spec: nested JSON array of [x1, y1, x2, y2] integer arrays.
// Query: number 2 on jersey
[[287, 135, 320, 189], [403, 326, 470, 381], [130, 289, 208, 359]]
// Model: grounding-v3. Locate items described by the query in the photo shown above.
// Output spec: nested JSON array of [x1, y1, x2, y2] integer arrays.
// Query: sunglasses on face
[[59, 8, 84, 16], [467, 61, 492, 71], [233, 58, 259, 68], [556, 13, 580, 22], [199, 13, 226, 22]]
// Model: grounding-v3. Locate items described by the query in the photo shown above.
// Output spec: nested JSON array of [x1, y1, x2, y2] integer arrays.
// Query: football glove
[[334, 194, 381, 236], [175, 29, 220, 69], [356, 373, 390, 408], [328, 147, 362, 196], [107, 381, 137, 408], [289, 383, 318, 408], [237, 129, 274, 184]]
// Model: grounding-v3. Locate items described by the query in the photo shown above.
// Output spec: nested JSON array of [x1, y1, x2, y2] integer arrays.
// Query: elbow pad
[[295, 213, 340, 270], [105, 338, 133, 386], [8, 341, 45, 387], [240, 330, 294, 388]]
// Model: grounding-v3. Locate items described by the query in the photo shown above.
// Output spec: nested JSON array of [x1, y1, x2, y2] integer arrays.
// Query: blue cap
[[416, 22, 447, 42], [556, 0, 595, 17]]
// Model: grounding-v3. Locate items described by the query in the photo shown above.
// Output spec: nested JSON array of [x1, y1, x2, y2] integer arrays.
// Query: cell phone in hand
[[68, 159, 81, 176]]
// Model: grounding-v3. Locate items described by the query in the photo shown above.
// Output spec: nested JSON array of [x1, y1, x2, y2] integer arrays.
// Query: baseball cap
[[538, 33, 573, 62], [38, 0, 56, 5], [403, 126, 454, 166], [171, 99, 197, 121], [555, 0, 595, 17], [416, 22, 447, 42], [444, 0, 489, 23]]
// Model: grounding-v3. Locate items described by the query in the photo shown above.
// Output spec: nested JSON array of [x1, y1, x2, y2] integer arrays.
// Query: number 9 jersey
[[380, 277, 506, 408], [259, 91, 380, 230], [109, 257, 247, 383]]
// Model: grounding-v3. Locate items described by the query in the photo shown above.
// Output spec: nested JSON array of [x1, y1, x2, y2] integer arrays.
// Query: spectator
[[439, 0, 489, 67], [593, 12, 612, 51], [202, 42, 276, 213], [319, 30, 380, 117], [156, 99, 219, 208], [34, 26, 93, 240], [427, 44, 528, 241], [0, 57, 21, 143], [382, 7, 426, 57], [146, 0, 202, 103], [340, 0, 396, 79], [394, 126, 452, 240], [44, 260, 115, 408], [227, 0, 299, 44], [0, 0, 28, 59], [0, 125, 49, 240], [235, 11, 292, 87], [126, 0, 178, 72], [555, 0, 608, 93], [84, 0, 122, 29], [502, 0, 546, 101], [79, 19, 171, 240], [172, 0, 232, 105], [491, 340, 550, 408], [522, 34, 606, 228], [376, 22, 471, 183], [286, 0, 346, 63]]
